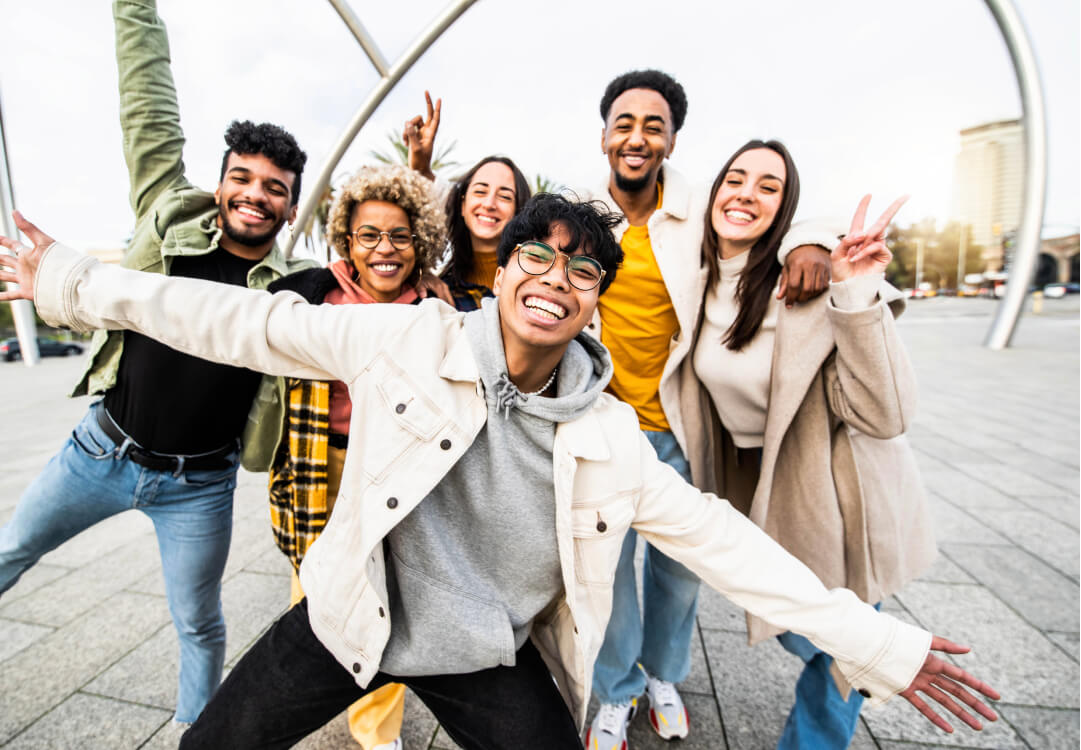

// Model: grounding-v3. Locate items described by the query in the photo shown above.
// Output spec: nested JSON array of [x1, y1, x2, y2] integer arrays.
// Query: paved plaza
[[0, 296, 1077, 749]]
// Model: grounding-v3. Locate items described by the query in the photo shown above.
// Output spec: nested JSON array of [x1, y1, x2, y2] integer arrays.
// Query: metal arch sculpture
[[980, 0, 1047, 349], [282, 0, 478, 259]]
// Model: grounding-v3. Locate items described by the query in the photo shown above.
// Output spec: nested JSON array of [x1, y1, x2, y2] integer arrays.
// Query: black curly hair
[[599, 69, 688, 133], [496, 193, 624, 295], [219, 120, 307, 205]]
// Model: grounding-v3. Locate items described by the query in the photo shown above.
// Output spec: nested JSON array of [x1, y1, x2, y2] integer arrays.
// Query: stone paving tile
[[700, 629, 801, 750], [696, 584, 749, 634], [922, 472, 1023, 511], [0, 564, 70, 608], [973, 508, 1079, 581], [36, 511, 155, 570], [1046, 631, 1080, 661], [0, 590, 170, 744], [221, 571, 290, 664], [0, 618, 54, 664], [243, 542, 295, 578], [861, 690, 1025, 748], [894, 582, 1079, 709], [999, 705, 1081, 750], [918, 552, 977, 585], [0, 533, 162, 628], [84, 623, 177, 712], [1, 693, 170, 750], [927, 500, 1010, 546], [952, 461, 1068, 498], [941, 543, 1079, 631], [1014, 493, 1081, 531], [138, 719, 189, 750]]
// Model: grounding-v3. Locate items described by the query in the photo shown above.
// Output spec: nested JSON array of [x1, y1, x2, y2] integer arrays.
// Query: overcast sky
[[1, 0, 1077, 255]]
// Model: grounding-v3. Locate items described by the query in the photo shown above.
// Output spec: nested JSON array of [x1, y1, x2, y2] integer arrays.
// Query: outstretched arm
[[0, 213, 420, 384], [629, 439, 999, 733]]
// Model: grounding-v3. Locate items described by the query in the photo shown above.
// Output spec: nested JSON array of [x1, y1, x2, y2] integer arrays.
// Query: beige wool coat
[[678, 280, 937, 647]]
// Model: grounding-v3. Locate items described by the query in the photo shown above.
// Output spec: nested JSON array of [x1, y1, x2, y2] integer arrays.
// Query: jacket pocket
[[570, 495, 636, 585], [359, 354, 447, 483]]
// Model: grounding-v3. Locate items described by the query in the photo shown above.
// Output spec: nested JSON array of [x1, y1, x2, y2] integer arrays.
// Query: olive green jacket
[[73, 0, 314, 470]]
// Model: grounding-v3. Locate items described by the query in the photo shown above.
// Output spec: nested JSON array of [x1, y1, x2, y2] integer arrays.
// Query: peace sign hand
[[403, 90, 442, 181], [0, 211, 55, 303], [831, 194, 907, 282]]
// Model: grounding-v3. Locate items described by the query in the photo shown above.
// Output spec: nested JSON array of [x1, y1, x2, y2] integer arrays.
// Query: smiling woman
[[253, 163, 445, 750]]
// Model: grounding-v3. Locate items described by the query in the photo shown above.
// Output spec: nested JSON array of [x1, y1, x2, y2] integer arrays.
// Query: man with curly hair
[[0, 0, 312, 725]]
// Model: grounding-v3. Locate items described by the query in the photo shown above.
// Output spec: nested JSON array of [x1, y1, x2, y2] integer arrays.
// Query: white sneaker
[[584, 699, 637, 750], [372, 739, 401, 750], [645, 674, 688, 740]]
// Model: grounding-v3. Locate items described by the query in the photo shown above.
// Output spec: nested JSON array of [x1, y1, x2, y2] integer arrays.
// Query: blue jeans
[[775, 603, 881, 749], [592, 430, 701, 704], [0, 405, 237, 722]]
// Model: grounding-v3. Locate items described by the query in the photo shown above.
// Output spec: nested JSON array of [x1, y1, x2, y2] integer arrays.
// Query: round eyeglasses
[[351, 227, 416, 251], [512, 241, 605, 291]]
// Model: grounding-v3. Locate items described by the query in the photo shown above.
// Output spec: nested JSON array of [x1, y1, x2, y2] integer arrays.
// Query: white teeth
[[237, 206, 267, 219], [372, 264, 400, 272], [475, 215, 498, 224], [524, 296, 567, 320], [726, 209, 754, 222]]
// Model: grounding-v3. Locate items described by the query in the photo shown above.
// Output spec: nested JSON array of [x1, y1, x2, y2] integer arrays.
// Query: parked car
[[1, 337, 84, 362], [1043, 282, 1080, 299]]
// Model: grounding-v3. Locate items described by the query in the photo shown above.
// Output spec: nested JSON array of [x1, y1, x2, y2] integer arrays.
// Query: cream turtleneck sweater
[[692, 251, 881, 448]]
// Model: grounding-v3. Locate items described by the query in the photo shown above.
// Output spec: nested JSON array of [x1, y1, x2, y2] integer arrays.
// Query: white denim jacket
[[34, 243, 931, 728]]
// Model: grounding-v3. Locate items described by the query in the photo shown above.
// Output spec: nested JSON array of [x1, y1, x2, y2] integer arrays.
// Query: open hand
[[900, 636, 1000, 733], [403, 91, 441, 181], [831, 194, 907, 282], [0, 211, 55, 302]]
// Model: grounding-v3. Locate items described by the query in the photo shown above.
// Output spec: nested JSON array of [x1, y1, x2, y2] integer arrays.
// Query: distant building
[[952, 119, 1024, 270]]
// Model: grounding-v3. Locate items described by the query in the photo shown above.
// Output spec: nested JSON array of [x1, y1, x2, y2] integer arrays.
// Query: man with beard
[[0, 0, 311, 725], [585, 70, 837, 747]]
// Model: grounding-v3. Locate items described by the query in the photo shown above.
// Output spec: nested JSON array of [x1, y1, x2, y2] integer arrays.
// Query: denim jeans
[[775, 603, 881, 749], [0, 404, 236, 722], [591, 430, 700, 704], [180, 599, 583, 749]]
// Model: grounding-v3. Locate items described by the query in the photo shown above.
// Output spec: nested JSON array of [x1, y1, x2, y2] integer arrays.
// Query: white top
[[693, 251, 881, 448]]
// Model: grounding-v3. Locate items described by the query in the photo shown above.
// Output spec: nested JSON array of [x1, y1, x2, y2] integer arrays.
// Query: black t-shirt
[[103, 248, 263, 454]]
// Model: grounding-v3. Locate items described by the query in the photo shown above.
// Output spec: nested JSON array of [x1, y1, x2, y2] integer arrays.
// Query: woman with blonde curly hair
[[264, 164, 444, 750]]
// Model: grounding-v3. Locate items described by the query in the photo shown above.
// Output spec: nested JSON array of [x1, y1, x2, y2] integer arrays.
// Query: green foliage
[[369, 129, 460, 174], [531, 174, 564, 195], [885, 220, 985, 289]]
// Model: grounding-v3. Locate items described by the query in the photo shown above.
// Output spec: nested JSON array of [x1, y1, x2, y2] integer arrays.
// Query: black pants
[[180, 599, 583, 749]]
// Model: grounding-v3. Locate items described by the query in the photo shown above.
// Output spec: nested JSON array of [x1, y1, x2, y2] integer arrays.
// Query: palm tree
[[369, 129, 460, 174], [532, 173, 563, 195]]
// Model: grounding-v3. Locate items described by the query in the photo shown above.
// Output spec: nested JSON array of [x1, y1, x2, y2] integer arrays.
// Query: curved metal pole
[[284, 0, 478, 257], [982, 0, 1048, 349]]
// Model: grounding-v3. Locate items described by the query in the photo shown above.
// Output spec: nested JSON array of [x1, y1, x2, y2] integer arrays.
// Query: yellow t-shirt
[[467, 251, 500, 291], [598, 186, 678, 431]]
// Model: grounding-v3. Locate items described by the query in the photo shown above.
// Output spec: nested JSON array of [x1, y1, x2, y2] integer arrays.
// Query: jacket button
[[596, 521, 607, 533], [440, 439, 452, 450], [587, 322, 595, 329], [858, 688, 871, 698], [395, 403, 406, 414], [378, 606, 385, 618], [352, 663, 361, 674], [387, 497, 398, 509]]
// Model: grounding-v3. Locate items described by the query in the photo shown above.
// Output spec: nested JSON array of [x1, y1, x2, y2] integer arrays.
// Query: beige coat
[[679, 281, 937, 647], [36, 243, 935, 727]]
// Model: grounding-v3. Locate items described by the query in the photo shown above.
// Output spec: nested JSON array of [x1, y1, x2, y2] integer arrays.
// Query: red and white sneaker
[[584, 699, 637, 750], [645, 674, 689, 740]]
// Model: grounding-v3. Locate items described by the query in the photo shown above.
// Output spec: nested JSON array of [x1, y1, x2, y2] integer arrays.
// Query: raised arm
[[822, 195, 916, 437], [114, 0, 190, 219], [403, 90, 441, 182]]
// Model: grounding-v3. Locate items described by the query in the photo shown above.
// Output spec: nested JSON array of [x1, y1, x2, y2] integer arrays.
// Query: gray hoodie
[[379, 298, 613, 676]]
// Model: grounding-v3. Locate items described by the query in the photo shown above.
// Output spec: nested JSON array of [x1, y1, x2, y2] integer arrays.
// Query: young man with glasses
[[1, 194, 999, 748], [0, 0, 311, 726]]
